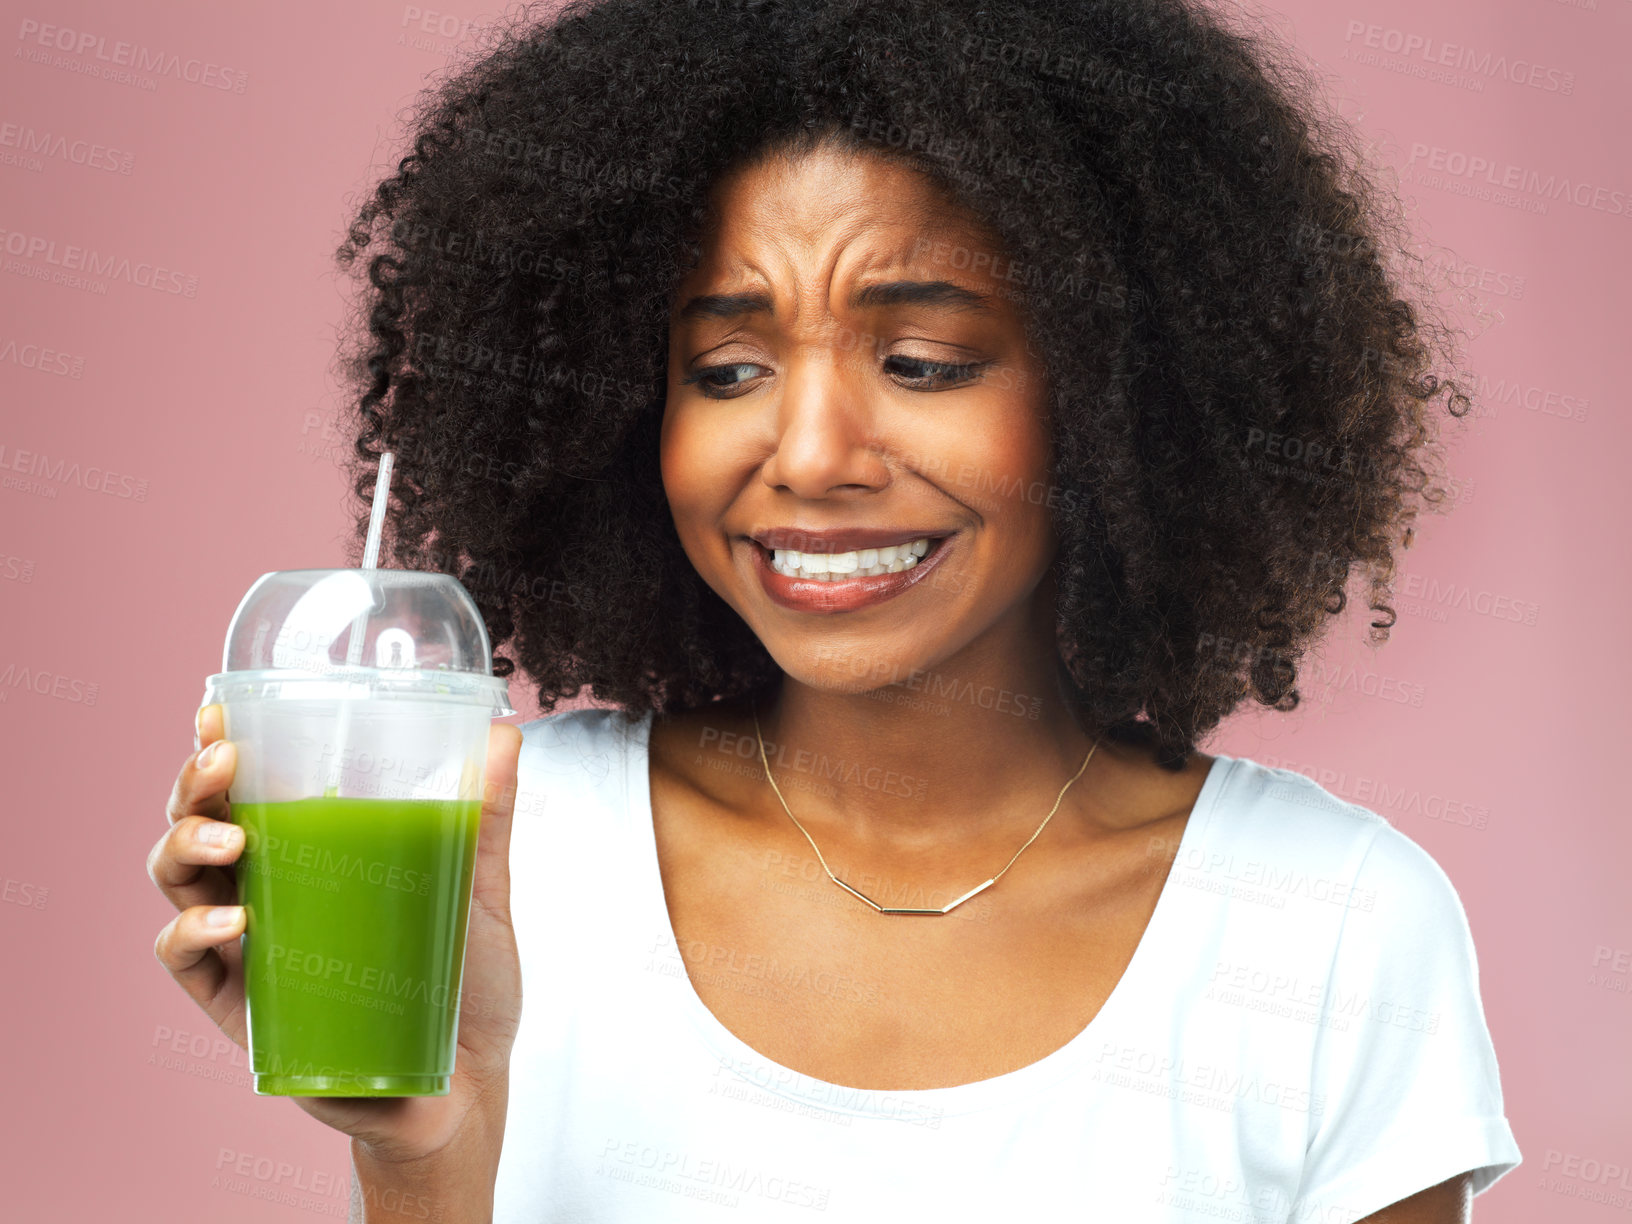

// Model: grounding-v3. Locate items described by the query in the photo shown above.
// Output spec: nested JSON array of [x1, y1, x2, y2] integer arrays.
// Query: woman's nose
[[757, 347, 892, 498]]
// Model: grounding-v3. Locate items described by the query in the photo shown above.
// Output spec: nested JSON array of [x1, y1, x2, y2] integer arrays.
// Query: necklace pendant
[[752, 701, 1101, 919], [832, 874, 996, 915]]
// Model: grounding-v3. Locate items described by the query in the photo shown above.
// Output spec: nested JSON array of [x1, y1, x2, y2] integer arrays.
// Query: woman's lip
[[751, 528, 953, 552], [749, 534, 953, 614]]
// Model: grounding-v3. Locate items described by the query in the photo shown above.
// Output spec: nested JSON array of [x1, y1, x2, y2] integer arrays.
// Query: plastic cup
[[201, 568, 514, 1095]]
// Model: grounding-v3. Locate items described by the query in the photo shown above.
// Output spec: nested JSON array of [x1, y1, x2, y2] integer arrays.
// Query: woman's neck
[[724, 656, 1197, 864], [661, 574, 1210, 858], [761, 677, 1064, 828]]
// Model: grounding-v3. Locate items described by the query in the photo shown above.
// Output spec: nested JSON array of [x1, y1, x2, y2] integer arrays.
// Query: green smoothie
[[231, 794, 483, 1095]]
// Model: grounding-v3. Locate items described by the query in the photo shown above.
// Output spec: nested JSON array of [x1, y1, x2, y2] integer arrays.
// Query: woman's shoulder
[[1198, 753, 1480, 950], [510, 704, 651, 821], [518, 703, 649, 767]]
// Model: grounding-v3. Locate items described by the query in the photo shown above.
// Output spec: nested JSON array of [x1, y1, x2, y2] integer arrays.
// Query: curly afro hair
[[332, 0, 1472, 770]]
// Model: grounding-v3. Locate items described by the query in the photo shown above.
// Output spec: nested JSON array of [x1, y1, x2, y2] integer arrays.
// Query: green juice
[[231, 794, 483, 1095]]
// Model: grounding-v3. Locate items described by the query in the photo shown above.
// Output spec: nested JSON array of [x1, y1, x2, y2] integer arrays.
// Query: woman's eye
[[884, 355, 991, 389], [680, 355, 993, 399], [680, 363, 764, 399]]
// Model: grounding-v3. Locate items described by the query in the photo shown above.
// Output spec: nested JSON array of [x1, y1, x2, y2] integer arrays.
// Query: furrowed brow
[[677, 290, 774, 322], [849, 280, 997, 315], [677, 279, 998, 322]]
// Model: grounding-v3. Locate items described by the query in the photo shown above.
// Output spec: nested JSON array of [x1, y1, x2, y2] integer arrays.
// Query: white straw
[[360, 453, 393, 569], [325, 452, 395, 796]]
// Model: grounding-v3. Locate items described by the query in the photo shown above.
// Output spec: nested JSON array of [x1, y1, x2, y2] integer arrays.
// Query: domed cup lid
[[201, 568, 514, 716]]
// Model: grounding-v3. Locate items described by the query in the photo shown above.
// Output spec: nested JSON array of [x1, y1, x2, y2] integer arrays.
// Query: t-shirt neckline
[[625, 706, 1236, 1119]]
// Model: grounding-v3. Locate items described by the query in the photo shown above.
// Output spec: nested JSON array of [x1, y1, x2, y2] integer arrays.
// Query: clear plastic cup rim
[[202, 667, 516, 716]]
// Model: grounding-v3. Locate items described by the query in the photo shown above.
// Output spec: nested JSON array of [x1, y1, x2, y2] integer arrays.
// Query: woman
[[149, 0, 1522, 1218]]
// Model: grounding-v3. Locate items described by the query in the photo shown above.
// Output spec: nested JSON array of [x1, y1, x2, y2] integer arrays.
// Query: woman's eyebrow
[[677, 279, 998, 322]]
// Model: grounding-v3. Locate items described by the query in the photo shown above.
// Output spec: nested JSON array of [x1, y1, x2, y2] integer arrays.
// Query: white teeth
[[769, 536, 935, 580]]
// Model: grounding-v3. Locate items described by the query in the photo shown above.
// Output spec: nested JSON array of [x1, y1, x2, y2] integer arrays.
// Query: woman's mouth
[[748, 534, 954, 613], [765, 535, 938, 580]]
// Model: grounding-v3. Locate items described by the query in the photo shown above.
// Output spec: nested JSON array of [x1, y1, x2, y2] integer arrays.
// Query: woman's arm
[[1354, 1172, 1473, 1223], [347, 1076, 510, 1224]]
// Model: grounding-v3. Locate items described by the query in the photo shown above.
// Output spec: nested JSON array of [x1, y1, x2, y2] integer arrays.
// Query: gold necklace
[[751, 704, 1102, 916]]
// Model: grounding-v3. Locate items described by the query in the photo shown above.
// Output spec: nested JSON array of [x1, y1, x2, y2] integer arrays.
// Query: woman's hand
[[147, 703, 525, 1166]]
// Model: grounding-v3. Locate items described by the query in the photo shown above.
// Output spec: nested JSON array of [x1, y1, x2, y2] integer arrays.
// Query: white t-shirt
[[493, 706, 1521, 1222]]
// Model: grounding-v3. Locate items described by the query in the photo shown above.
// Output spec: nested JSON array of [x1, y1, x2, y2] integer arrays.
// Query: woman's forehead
[[676, 177, 1008, 317], [693, 141, 1002, 264]]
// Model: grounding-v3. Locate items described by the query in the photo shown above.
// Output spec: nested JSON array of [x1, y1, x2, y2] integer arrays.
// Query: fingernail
[[197, 821, 240, 847], [205, 906, 241, 927], [197, 742, 220, 770], [195, 707, 206, 746]]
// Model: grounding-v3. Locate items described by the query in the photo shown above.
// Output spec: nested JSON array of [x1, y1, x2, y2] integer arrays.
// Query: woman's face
[[662, 139, 1056, 692]]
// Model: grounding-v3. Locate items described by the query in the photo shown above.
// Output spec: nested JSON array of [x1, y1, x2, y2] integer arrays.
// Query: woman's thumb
[[472, 722, 524, 911]]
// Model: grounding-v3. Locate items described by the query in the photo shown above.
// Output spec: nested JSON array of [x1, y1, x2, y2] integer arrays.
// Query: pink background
[[2, 0, 1626, 1217]]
